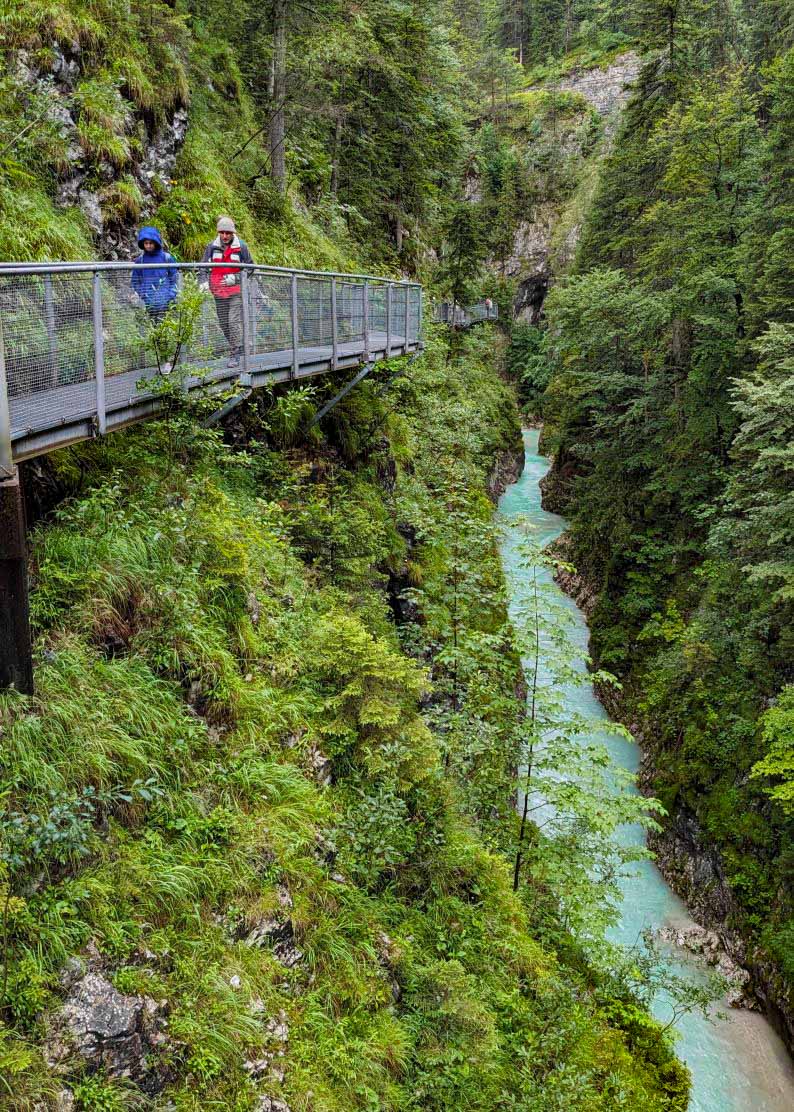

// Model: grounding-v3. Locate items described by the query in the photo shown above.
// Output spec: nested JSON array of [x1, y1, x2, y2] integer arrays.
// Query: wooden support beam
[[0, 468, 33, 694]]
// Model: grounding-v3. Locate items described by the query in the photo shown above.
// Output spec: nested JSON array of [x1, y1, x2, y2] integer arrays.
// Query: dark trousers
[[214, 295, 243, 355]]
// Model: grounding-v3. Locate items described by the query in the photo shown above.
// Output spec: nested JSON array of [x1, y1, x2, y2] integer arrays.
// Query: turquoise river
[[498, 428, 794, 1112]]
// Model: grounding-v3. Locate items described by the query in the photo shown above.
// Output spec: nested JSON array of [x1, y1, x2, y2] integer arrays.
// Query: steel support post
[[0, 318, 12, 483], [330, 278, 338, 371], [0, 325, 32, 693], [290, 274, 299, 380], [417, 287, 423, 344], [363, 280, 370, 364], [92, 271, 106, 434], [0, 469, 33, 694], [386, 283, 392, 358], [239, 269, 252, 386]]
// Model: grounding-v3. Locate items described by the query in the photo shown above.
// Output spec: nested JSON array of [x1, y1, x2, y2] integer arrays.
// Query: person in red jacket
[[201, 216, 254, 367]]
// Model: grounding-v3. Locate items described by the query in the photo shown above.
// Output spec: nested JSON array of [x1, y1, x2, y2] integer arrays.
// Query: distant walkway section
[[0, 262, 422, 465], [434, 300, 498, 327]]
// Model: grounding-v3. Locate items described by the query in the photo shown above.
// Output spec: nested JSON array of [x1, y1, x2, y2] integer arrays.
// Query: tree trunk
[[269, 0, 288, 194], [330, 110, 343, 197]]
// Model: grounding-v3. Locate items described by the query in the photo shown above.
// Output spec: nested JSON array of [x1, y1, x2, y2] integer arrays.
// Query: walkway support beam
[[0, 324, 33, 693], [0, 469, 33, 695]]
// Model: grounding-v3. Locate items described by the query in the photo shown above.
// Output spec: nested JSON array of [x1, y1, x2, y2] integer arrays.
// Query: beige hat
[[216, 216, 236, 233]]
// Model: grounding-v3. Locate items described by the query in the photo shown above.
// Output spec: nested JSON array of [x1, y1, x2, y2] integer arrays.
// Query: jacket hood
[[138, 226, 164, 250]]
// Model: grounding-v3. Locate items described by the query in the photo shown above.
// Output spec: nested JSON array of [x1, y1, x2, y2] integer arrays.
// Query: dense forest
[[0, 0, 792, 1107]]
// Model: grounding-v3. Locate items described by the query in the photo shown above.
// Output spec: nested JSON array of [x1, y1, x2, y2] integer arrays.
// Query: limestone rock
[[308, 743, 333, 787], [256, 1099, 292, 1112], [553, 53, 641, 132], [245, 916, 304, 969], [657, 923, 752, 1007], [243, 888, 304, 968], [8, 44, 188, 252], [45, 972, 173, 1094]]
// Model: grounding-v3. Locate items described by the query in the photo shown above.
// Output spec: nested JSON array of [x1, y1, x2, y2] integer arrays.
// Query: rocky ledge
[[656, 924, 751, 1008], [45, 961, 174, 1094], [487, 442, 526, 502]]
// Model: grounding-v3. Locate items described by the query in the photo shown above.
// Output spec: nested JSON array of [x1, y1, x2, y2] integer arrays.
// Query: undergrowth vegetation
[[0, 331, 686, 1108]]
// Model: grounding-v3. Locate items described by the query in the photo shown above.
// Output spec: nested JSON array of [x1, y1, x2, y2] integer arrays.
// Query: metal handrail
[[0, 260, 421, 285]]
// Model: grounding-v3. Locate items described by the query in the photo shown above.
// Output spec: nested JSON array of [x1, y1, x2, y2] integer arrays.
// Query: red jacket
[[201, 236, 253, 298]]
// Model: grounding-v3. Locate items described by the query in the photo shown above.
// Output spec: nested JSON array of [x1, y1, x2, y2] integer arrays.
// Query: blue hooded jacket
[[131, 226, 178, 311]]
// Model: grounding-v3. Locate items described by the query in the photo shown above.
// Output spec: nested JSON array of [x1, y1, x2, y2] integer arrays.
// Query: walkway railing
[[0, 262, 423, 466]]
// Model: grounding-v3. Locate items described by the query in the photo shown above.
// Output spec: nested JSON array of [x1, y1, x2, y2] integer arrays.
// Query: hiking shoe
[[226, 355, 240, 369]]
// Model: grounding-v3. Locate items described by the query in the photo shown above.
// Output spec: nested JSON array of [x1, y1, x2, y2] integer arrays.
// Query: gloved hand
[[221, 274, 237, 287]]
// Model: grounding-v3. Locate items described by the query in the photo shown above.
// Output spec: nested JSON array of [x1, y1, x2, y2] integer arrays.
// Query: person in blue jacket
[[131, 226, 179, 373], [131, 226, 178, 317]]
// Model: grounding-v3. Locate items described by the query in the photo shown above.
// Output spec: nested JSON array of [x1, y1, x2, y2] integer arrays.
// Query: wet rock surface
[[657, 924, 752, 1007], [487, 444, 526, 502]]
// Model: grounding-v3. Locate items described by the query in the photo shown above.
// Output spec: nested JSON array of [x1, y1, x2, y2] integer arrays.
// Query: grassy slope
[[1, 331, 686, 1110]]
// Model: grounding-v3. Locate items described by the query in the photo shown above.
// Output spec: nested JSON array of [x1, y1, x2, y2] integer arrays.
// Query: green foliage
[[506, 324, 549, 412], [0, 331, 684, 1107], [752, 687, 794, 814]]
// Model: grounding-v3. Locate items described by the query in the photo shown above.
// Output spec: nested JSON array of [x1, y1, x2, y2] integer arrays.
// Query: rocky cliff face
[[553, 54, 642, 136], [508, 53, 641, 321], [12, 42, 188, 257]]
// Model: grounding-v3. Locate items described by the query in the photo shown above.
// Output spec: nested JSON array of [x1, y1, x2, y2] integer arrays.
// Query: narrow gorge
[[1, 2, 792, 1109]]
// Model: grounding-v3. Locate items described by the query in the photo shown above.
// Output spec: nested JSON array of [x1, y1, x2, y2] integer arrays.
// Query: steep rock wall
[[510, 53, 641, 321]]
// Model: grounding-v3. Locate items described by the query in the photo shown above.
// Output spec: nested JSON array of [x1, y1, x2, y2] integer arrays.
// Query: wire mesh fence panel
[[392, 285, 407, 339], [1, 272, 94, 399], [297, 277, 332, 348], [370, 282, 387, 333], [337, 281, 365, 343], [101, 270, 158, 379], [190, 295, 231, 364], [252, 272, 293, 355], [409, 287, 421, 341]]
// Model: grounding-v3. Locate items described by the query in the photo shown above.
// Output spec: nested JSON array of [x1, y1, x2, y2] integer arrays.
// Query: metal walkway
[[434, 300, 498, 327], [0, 262, 423, 466]]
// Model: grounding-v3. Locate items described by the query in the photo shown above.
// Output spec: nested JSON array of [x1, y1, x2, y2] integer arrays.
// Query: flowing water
[[498, 428, 794, 1112]]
